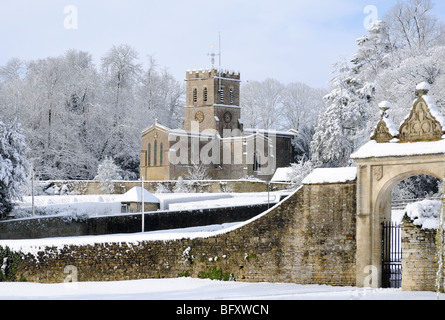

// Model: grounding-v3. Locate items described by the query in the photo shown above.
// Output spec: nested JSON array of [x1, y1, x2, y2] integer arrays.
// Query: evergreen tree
[[0, 120, 29, 219], [311, 21, 391, 168]]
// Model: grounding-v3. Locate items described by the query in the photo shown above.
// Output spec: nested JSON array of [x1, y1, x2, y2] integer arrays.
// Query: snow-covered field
[[0, 277, 443, 300]]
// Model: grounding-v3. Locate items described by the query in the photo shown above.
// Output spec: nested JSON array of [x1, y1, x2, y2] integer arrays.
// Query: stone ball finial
[[416, 82, 431, 96], [378, 101, 392, 119]]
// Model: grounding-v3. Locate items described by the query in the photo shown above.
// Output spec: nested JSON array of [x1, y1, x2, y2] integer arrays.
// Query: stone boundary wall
[[11, 181, 357, 285], [0, 204, 270, 240], [43, 180, 291, 195], [401, 221, 443, 292]]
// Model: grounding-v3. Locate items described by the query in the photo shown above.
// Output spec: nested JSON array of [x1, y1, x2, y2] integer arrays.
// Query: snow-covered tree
[[311, 58, 373, 168], [0, 120, 29, 219], [184, 164, 211, 181], [292, 125, 315, 161], [173, 176, 191, 193], [287, 159, 314, 189], [94, 157, 122, 194]]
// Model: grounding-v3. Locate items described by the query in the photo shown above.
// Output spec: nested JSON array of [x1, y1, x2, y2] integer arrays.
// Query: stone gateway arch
[[352, 82, 445, 287]]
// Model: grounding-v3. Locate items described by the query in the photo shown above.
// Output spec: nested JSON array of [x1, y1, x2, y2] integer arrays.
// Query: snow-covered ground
[[12, 191, 284, 219], [0, 277, 443, 300]]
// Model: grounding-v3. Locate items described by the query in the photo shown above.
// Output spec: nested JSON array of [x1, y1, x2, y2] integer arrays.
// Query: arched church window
[[160, 143, 163, 166], [229, 88, 234, 103], [154, 140, 158, 166], [148, 143, 151, 167], [253, 152, 261, 172]]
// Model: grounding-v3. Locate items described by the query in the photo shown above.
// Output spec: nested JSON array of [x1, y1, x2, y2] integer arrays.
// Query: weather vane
[[208, 45, 218, 68], [207, 33, 222, 69]]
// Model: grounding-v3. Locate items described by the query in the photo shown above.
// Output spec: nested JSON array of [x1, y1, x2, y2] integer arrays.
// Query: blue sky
[[1, 0, 444, 88]]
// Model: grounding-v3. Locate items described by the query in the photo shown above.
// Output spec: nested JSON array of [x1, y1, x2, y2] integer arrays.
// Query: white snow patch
[[0, 278, 444, 300], [382, 117, 399, 137], [271, 167, 293, 182], [422, 95, 445, 130], [405, 199, 441, 230], [417, 81, 431, 91]]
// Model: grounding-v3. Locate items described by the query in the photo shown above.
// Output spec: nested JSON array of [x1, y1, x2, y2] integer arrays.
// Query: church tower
[[183, 69, 242, 136]]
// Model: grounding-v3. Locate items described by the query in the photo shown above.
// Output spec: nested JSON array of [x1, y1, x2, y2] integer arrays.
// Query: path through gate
[[382, 221, 402, 288]]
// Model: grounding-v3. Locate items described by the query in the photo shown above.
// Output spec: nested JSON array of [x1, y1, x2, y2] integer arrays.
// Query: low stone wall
[[8, 181, 357, 285], [0, 204, 270, 240], [401, 221, 442, 292], [43, 180, 291, 195]]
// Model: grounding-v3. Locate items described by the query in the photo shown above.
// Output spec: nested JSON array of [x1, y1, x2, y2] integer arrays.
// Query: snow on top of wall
[[302, 167, 357, 185], [351, 139, 445, 159], [405, 199, 441, 230]]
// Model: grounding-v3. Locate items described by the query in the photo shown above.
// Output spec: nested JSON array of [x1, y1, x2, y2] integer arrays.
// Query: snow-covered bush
[[173, 177, 191, 193], [404, 199, 441, 230], [0, 246, 22, 282], [94, 157, 122, 194], [184, 164, 211, 181], [155, 182, 171, 194]]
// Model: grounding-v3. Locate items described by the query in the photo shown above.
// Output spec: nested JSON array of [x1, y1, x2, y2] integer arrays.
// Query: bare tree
[[241, 78, 284, 130], [385, 0, 443, 57]]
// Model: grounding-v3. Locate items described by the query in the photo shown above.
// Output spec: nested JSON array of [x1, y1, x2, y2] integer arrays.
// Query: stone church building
[[140, 68, 297, 181]]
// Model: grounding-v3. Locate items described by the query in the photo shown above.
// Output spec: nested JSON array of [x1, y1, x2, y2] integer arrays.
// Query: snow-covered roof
[[119, 187, 160, 203], [141, 123, 171, 136], [243, 128, 298, 137], [271, 167, 293, 182], [351, 139, 445, 159], [302, 167, 357, 185]]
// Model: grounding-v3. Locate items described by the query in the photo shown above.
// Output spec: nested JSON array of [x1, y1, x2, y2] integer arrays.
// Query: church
[[140, 68, 298, 181]]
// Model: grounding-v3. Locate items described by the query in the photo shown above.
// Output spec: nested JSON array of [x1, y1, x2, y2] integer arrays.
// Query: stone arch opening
[[373, 171, 442, 288], [375, 170, 442, 224]]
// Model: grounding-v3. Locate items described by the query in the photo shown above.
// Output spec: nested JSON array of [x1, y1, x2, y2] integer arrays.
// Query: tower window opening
[[193, 88, 198, 103], [219, 88, 224, 102], [229, 88, 234, 103], [203, 87, 208, 102]]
